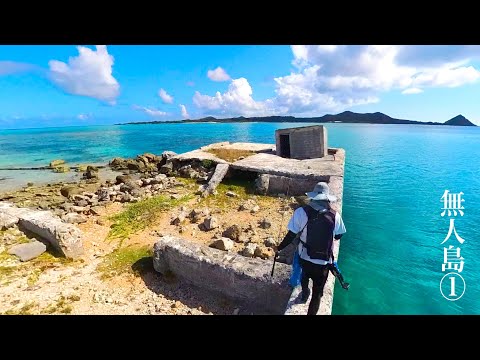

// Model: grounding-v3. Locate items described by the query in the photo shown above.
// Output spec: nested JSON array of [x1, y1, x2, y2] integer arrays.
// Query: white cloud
[[273, 45, 480, 115], [48, 45, 120, 103], [0, 61, 35, 76], [180, 104, 189, 118], [158, 88, 174, 104], [193, 77, 274, 117], [77, 113, 92, 120], [402, 88, 424, 95], [132, 105, 167, 117], [207, 66, 230, 82], [193, 46, 480, 118]]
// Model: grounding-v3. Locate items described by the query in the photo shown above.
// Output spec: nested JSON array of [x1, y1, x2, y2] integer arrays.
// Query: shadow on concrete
[[132, 256, 267, 315]]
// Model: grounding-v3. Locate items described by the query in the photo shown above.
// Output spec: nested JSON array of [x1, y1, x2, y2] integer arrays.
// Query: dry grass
[[205, 148, 255, 163]]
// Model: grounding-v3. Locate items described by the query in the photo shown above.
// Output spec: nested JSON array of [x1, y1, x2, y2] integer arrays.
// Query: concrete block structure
[[275, 125, 328, 159]]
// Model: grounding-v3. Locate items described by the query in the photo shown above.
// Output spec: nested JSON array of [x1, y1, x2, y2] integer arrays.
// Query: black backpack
[[298, 205, 336, 261]]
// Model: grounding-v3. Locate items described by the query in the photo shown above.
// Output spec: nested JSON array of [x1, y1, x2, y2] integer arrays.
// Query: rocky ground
[[0, 151, 302, 315]]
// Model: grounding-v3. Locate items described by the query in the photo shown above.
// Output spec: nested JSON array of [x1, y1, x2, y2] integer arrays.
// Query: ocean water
[[0, 122, 479, 315]]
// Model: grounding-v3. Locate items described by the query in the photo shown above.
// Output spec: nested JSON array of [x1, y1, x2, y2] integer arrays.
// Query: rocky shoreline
[[0, 149, 296, 315]]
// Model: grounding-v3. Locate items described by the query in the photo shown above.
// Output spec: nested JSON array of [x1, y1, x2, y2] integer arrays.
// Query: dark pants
[[300, 258, 329, 316]]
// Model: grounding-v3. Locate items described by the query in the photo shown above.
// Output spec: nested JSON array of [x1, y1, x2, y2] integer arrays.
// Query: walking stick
[[271, 252, 278, 277]]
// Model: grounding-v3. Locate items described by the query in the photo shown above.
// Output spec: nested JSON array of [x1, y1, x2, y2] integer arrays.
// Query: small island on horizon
[[118, 111, 477, 127]]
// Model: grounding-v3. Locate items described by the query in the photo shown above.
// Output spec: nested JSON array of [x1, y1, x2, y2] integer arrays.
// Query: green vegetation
[[107, 194, 192, 243], [205, 148, 255, 163], [201, 159, 215, 169], [42, 295, 73, 314], [97, 245, 152, 279], [3, 301, 38, 315], [27, 269, 42, 286]]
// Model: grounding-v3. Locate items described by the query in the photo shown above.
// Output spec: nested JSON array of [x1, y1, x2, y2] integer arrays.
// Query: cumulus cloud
[[193, 45, 480, 117], [180, 104, 189, 118], [0, 61, 35, 76], [193, 77, 274, 116], [132, 105, 167, 117], [48, 45, 120, 103], [158, 88, 174, 104], [402, 87, 423, 95], [273, 45, 480, 115], [207, 66, 230, 82]]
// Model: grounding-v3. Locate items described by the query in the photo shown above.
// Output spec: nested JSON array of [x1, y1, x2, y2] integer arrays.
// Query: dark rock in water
[[8, 241, 47, 262], [60, 185, 82, 199]]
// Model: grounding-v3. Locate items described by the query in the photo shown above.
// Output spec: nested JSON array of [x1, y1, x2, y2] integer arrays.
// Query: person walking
[[277, 182, 346, 315]]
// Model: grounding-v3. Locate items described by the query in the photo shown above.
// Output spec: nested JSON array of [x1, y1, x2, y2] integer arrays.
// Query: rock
[[178, 165, 199, 179], [62, 213, 88, 224], [83, 166, 99, 180], [71, 206, 87, 213], [254, 174, 269, 195], [159, 161, 173, 175], [239, 199, 258, 211], [202, 216, 219, 231], [264, 237, 277, 247], [109, 157, 128, 170], [52, 165, 70, 173], [170, 194, 181, 200], [171, 212, 188, 226], [250, 205, 260, 213], [97, 188, 110, 202], [178, 226, 186, 233], [210, 237, 234, 251], [0, 212, 19, 230], [189, 208, 209, 223], [242, 243, 257, 258], [75, 199, 88, 207], [59, 202, 74, 212], [27, 182, 34, 187], [259, 218, 272, 229], [96, 218, 106, 226], [161, 151, 177, 160], [225, 191, 238, 197], [121, 193, 133, 203], [202, 163, 229, 195], [60, 185, 82, 199], [49, 159, 65, 168], [254, 245, 275, 259], [233, 308, 240, 315], [115, 174, 131, 185], [222, 224, 241, 242], [8, 241, 47, 262]]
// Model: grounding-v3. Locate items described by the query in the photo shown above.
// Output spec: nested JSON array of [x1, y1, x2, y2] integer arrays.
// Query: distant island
[[118, 111, 477, 127]]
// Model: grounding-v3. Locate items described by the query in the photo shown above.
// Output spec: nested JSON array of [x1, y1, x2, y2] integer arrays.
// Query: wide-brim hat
[[305, 182, 337, 202]]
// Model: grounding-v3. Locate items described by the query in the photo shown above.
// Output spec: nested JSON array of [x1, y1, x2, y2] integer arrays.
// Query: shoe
[[301, 288, 311, 302]]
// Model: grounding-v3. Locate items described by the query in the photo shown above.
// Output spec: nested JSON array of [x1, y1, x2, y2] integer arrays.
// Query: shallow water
[[1, 122, 479, 314]]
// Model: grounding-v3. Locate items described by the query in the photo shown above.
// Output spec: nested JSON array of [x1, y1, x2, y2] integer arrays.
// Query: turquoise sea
[[0, 122, 479, 315]]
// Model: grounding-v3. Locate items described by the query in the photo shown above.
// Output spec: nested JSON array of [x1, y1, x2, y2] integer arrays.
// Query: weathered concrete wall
[[0, 202, 84, 259], [201, 163, 229, 195], [255, 174, 329, 196], [153, 235, 292, 314], [276, 126, 328, 159]]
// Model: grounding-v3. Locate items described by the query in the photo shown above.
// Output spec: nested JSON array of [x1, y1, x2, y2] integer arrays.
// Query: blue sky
[[1, 45, 480, 129]]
